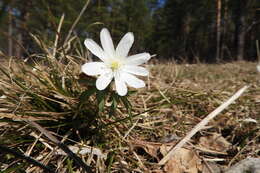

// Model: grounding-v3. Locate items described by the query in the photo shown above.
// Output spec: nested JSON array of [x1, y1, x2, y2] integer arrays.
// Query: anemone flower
[[82, 28, 151, 96]]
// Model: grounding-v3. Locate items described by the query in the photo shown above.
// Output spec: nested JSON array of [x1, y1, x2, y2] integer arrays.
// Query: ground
[[0, 60, 259, 172]]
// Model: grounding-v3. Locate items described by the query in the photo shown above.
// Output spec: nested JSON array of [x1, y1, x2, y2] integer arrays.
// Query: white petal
[[96, 72, 113, 90], [123, 65, 149, 76], [122, 73, 145, 88], [84, 39, 106, 61], [126, 53, 151, 65], [116, 32, 134, 58], [115, 73, 127, 96], [100, 28, 115, 58], [81, 62, 106, 76]]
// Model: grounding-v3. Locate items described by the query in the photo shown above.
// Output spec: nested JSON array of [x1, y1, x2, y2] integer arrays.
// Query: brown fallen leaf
[[198, 133, 231, 153], [162, 147, 202, 173], [130, 140, 162, 161]]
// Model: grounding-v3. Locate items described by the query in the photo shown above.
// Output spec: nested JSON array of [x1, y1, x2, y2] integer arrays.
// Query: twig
[[0, 144, 55, 173], [26, 120, 94, 173], [25, 132, 41, 156], [158, 85, 249, 165], [64, 0, 90, 43], [53, 14, 65, 58], [156, 85, 171, 103], [123, 118, 140, 139]]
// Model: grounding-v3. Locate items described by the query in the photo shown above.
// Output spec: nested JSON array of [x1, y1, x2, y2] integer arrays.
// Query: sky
[[158, 0, 166, 7]]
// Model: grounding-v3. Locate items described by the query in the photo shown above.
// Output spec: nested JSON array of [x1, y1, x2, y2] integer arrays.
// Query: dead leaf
[[130, 140, 161, 161], [162, 147, 202, 173], [198, 133, 231, 153]]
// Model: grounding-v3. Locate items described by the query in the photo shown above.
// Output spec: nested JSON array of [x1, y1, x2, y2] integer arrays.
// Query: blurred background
[[0, 0, 259, 63]]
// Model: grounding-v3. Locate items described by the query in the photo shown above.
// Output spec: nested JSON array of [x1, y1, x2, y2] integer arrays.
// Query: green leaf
[[66, 159, 74, 173], [109, 93, 119, 117], [107, 151, 115, 173], [127, 90, 137, 96], [120, 96, 133, 119], [96, 90, 106, 113]]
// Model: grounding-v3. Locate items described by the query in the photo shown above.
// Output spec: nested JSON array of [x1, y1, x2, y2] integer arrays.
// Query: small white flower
[[82, 28, 151, 96]]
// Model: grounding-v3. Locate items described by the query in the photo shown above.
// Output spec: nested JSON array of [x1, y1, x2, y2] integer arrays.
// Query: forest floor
[[132, 61, 260, 172], [0, 60, 259, 172]]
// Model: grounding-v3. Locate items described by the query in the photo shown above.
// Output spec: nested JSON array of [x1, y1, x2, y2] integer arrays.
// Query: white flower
[[82, 28, 151, 96]]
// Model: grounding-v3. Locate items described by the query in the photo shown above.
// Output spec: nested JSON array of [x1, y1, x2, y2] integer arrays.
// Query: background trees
[[0, 0, 259, 62]]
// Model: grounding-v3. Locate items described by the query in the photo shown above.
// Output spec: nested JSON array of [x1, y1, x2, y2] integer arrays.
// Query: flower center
[[110, 61, 121, 71]]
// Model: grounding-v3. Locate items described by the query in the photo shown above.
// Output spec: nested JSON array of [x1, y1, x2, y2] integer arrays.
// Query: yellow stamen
[[110, 61, 120, 71]]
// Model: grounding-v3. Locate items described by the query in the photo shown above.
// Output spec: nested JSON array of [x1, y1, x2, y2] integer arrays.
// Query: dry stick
[[52, 14, 65, 58], [26, 121, 94, 173], [64, 0, 90, 44], [0, 145, 55, 173], [158, 85, 249, 165]]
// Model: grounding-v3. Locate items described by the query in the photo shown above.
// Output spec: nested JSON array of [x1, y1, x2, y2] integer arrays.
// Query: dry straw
[[159, 85, 249, 165]]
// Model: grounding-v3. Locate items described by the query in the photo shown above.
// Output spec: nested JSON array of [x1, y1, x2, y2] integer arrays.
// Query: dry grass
[[0, 2, 258, 172], [0, 56, 259, 172]]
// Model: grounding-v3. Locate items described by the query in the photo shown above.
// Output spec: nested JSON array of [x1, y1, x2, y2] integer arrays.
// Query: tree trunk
[[237, 16, 246, 61], [220, 0, 228, 60], [18, 0, 32, 58], [216, 0, 222, 62], [8, 10, 13, 56], [234, 0, 247, 61]]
